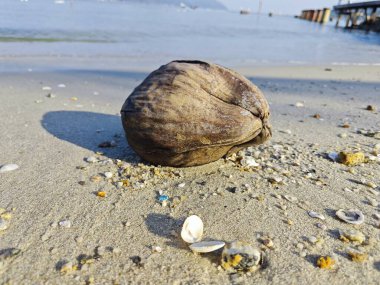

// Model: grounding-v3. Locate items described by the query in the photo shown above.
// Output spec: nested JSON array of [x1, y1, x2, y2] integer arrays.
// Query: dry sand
[[1, 64, 380, 284]]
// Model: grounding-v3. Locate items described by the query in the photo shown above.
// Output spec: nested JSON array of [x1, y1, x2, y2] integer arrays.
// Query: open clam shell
[[336, 209, 364, 225], [181, 215, 204, 243], [121, 60, 271, 167], [189, 241, 225, 253]]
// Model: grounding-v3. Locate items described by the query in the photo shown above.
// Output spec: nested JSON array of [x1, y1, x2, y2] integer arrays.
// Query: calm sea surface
[[1, 0, 380, 70]]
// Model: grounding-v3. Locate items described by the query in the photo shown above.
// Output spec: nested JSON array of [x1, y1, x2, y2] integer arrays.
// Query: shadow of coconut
[[41, 111, 139, 162]]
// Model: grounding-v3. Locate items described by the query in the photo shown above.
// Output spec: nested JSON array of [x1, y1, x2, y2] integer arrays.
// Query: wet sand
[[0, 64, 380, 284]]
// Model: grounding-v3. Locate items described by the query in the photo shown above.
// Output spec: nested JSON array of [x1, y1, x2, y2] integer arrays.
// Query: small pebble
[[42, 86, 52, 91], [0, 218, 10, 231], [75, 236, 84, 243], [365, 182, 377, 189], [96, 246, 106, 256], [41, 232, 50, 241], [152, 246, 162, 253], [366, 105, 376, 111], [97, 191, 107, 198], [59, 220, 72, 228], [308, 236, 318, 244], [158, 195, 169, 202], [295, 102, 304, 107], [316, 223, 327, 230], [112, 247, 121, 254], [262, 238, 274, 248]]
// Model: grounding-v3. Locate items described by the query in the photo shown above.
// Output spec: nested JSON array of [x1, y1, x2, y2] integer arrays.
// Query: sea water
[[1, 0, 380, 71]]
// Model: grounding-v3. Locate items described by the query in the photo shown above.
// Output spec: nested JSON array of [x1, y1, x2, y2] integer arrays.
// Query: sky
[[218, 0, 354, 15]]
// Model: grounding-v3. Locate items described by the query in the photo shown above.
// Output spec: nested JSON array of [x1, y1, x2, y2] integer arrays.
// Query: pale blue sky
[[218, 0, 354, 15]]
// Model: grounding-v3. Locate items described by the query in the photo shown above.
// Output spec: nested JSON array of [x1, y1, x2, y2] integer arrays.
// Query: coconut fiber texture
[[121, 60, 272, 167]]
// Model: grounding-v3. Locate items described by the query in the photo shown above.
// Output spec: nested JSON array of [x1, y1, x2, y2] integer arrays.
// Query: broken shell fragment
[[181, 215, 203, 243], [327, 152, 339, 162], [0, 164, 19, 173], [121, 60, 271, 167], [189, 241, 225, 253], [308, 211, 325, 220], [339, 229, 366, 244], [336, 209, 364, 225], [221, 241, 262, 273], [240, 157, 259, 167], [283, 195, 298, 203]]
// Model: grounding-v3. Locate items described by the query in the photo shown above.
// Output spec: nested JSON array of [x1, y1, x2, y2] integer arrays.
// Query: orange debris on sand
[[317, 256, 335, 269]]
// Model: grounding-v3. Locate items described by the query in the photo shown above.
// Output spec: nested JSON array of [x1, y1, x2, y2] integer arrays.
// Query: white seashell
[[181, 215, 203, 243], [308, 211, 325, 220], [240, 157, 259, 167], [0, 164, 19, 173], [42, 86, 52, 91], [104, 172, 113, 179], [336, 209, 364, 225], [178, 183, 186, 188], [295, 102, 304, 107], [283, 195, 298, 203], [189, 240, 225, 253], [85, 156, 98, 163]]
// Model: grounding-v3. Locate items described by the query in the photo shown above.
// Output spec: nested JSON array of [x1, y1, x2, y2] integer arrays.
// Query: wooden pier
[[299, 8, 331, 24], [334, 1, 380, 29]]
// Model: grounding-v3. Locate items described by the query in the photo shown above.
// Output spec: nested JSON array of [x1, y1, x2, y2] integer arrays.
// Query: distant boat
[[240, 9, 251, 15]]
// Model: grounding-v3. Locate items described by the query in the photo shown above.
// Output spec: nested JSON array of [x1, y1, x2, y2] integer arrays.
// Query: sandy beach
[[1, 63, 379, 284]]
